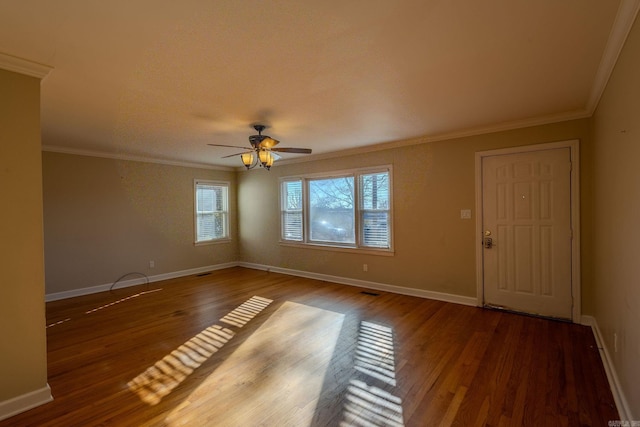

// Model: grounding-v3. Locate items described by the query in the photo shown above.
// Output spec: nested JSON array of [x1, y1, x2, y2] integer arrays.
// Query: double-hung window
[[194, 180, 229, 244], [280, 167, 392, 252], [359, 171, 390, 248], [281, 180, 303, 241]]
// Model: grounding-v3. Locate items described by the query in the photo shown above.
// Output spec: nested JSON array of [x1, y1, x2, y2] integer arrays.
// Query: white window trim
[[279, 165, 394, 255], [194, 179, 231, 245], [281, 177, 305, 242]]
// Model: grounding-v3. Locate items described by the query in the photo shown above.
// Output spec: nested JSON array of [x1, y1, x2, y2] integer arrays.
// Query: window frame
[[308, 173, 356, 247], [358, 171, 391, 249], [194, 179, 231, 245], [279, 165, 393, 255], [281, 178, 304, 242]]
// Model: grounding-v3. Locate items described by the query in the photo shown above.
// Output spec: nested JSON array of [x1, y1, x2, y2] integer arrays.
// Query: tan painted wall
[[42, 152, 238, 294], [591, 14, 640, 417], [0, 70, 48, 401], [239, 119, 593, 301]]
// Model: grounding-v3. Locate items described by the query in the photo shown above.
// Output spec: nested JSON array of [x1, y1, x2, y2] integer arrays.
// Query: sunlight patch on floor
[[46, 289, 164, 329], [46, 318, 71, 329], [127, 296, 272, 405], [164, 301, 345, 426], [219, 296, 272, 327], [85, 289, 163, 314], [340, 321, 404, 427]]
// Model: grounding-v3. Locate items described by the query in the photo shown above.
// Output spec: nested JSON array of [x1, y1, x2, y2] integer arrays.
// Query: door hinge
[[569, 162, 572, 172], [569, 229, 573, 239]]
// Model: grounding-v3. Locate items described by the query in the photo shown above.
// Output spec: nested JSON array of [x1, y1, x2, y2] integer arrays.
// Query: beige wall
[[239, 119, 592, 301], [0, 70, 48, 402], [591, 14, 640, 417], [42, 152, 238, 294], [1, 12, 635, 417]]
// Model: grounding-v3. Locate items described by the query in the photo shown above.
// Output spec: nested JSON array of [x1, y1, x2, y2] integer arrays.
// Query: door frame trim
[[474, 140, 581, 322]]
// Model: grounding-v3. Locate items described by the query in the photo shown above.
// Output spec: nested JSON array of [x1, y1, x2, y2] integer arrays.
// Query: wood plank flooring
[[1, 267, 618, 426]]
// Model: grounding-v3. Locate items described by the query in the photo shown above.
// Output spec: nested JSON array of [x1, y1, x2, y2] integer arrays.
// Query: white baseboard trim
[[0, 384, 53, 422], [45, 262, 240, 302], [45, 262, 478, 307], [581, 315, 632, 420], [45, 261, 478, 307], [237, 262, 478, 307]]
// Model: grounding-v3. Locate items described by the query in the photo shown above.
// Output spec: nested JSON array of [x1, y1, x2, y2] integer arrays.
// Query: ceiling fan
[[208, 124, 312, 170]]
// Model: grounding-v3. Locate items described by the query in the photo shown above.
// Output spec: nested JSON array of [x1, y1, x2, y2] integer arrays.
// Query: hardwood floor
[[1, 267, 617, 426]]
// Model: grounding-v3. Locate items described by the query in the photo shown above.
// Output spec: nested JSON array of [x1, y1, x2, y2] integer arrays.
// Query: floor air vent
[[360, 291, 380, 297], [196, 272, 212, 277]]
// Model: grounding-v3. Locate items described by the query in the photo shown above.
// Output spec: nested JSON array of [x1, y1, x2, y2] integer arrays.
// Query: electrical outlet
[[460, 209, 472, 219], [363, 264, 368, 272], [149, 260, 155, 269]]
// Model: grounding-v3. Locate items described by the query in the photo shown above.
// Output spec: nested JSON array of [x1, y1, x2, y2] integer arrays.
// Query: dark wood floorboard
[[1, 267, 618, 426]]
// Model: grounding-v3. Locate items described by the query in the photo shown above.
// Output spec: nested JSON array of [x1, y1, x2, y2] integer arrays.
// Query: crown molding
[[42, 145, 235, 171], [274, 108, 591, 167], [587, 0, 640, 114], [422, 109, 591, 144], [51, 106, 590, 172], [0, 52, 52, 79]]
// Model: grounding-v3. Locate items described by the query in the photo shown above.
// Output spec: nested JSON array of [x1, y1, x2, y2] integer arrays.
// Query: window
[[360, 172, 390, 248], [194, 180, 229, 243], [309, 176, 355, 244], [280, 167, 392, 252], [282, 180, 303, 241]]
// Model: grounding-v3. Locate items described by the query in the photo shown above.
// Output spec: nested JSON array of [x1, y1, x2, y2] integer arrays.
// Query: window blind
[[195, 181, 228, 242]]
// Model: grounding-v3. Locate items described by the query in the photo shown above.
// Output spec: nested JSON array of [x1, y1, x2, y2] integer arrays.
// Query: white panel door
[[482, 148, 572, 319]]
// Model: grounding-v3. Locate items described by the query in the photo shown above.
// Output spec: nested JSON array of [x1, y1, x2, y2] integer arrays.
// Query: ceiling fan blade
[[221, 151, 252, 158], [271, 147, 312, 154], [208, 143, 248, 149]]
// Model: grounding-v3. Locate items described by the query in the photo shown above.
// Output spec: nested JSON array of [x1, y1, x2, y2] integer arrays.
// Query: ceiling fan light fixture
[[259, 149, 274, 169], [241, 152, 254, 168], [266, 152, 275, 169], [260, 136, 279, 149], [208, 124, 311, 171]]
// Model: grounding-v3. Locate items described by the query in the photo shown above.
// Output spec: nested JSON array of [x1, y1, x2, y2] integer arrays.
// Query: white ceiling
[[1, 1, 638, 168]]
